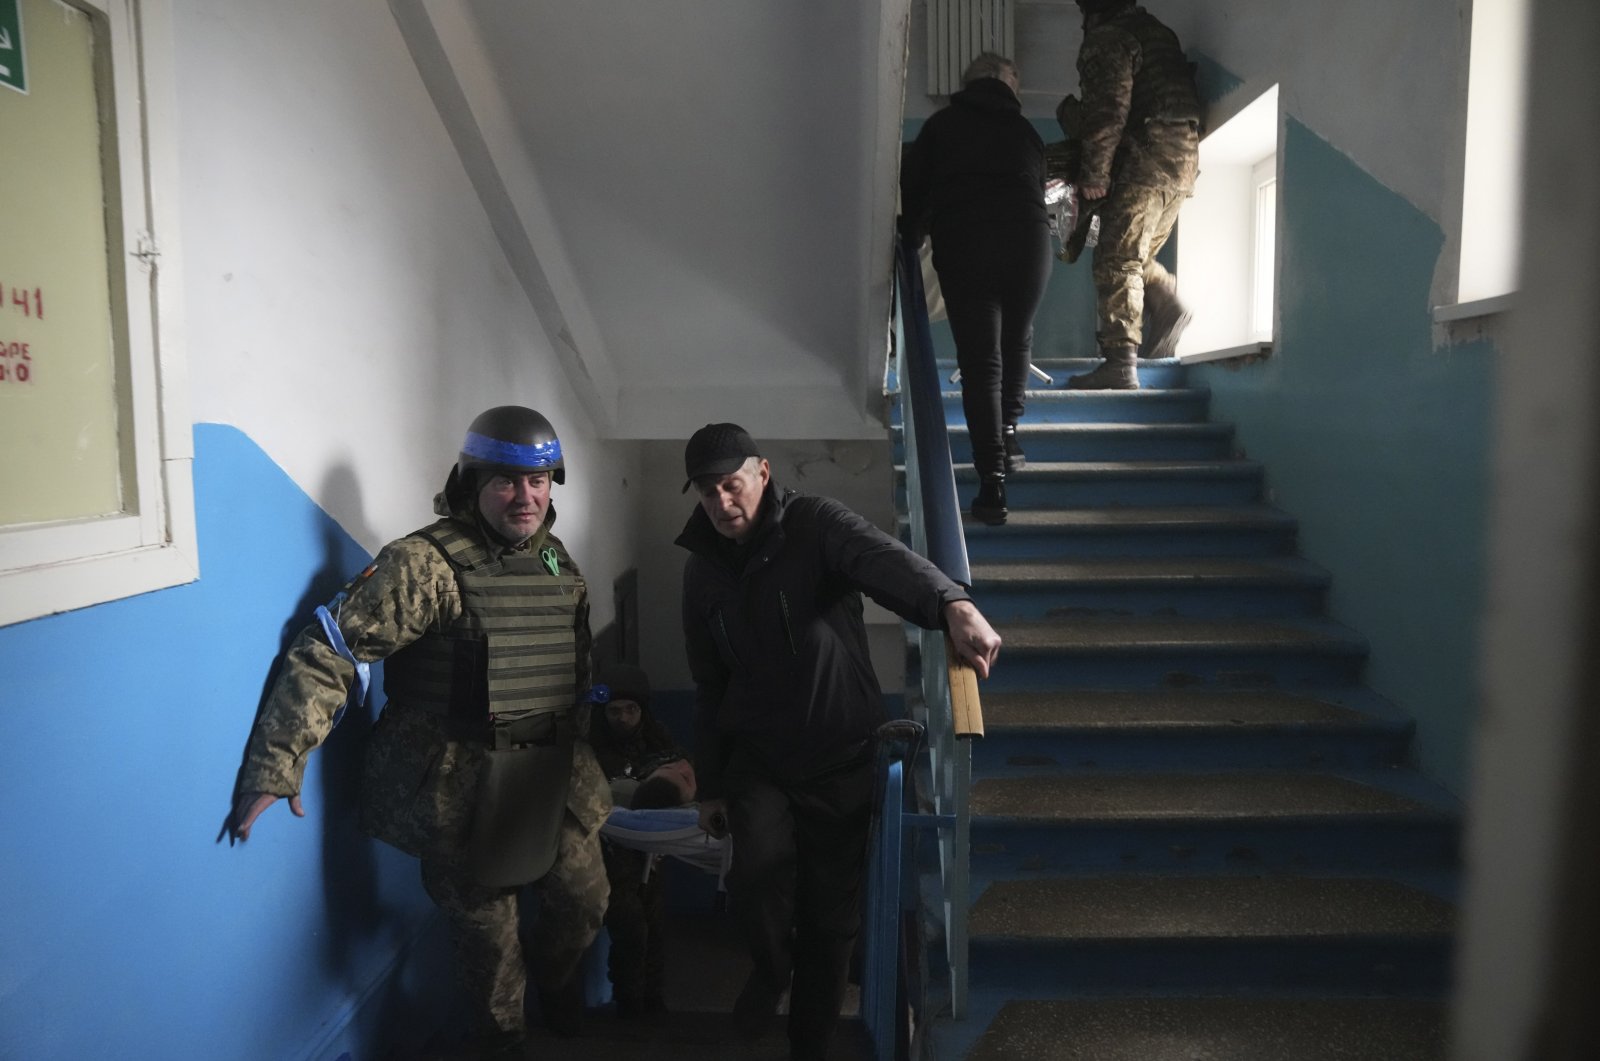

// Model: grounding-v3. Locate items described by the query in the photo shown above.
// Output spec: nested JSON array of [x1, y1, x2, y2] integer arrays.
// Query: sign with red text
[[0, 0, 122, 526]]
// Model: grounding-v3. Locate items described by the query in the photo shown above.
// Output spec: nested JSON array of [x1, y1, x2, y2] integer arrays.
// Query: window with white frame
[[1452, 0, 1528, 311], [0, 0, 194, 627], [1250, 155, 1278, 343], [1174, 83, 1279, 360]]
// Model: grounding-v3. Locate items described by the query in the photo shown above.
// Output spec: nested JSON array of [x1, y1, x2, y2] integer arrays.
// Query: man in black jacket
[[676, 423, 1001, 1061]]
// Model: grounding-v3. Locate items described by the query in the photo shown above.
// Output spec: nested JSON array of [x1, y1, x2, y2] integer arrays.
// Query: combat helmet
[[443, 405, 566, 511]]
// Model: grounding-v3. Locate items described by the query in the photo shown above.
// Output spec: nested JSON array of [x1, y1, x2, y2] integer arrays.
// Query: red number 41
[[9, 287, 44, 318]]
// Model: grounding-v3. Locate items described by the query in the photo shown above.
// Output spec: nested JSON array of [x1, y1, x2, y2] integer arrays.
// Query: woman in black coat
[[900, 53, 1052, 525]]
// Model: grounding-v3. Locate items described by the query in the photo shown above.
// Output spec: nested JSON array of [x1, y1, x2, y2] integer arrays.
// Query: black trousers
[[932, 219, 1053, 479], [725, 753, 875, 1055]]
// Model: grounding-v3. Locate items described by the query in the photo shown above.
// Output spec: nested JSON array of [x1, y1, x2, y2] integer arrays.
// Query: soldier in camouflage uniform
[[1066, 0, 1202, 390], [223, 406, 611, 1058]]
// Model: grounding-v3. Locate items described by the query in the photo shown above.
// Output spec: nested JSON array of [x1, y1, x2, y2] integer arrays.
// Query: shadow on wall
[[219, 462, 393, 981]]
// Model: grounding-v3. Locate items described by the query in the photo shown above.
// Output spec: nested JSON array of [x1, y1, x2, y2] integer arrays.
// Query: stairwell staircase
[[892, 355, 1459, 1061]]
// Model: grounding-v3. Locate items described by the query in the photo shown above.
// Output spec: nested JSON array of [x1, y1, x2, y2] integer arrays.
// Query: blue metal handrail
[[861, 236, 982, 1061], [893, 237, 971, 587]]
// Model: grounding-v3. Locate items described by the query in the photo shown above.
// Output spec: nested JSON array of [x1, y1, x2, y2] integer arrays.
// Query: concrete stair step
[[967, 875, 1456, 993], [941, 387, 1209, 424], [941, 505, 1300, 560], [973, 689, 1410, 769], [972, 770, 1444, 822], [969, 556, 1329, 618], [965, 769, 1458, 874], [961, 997, 1447, 1061], [933, 356, 1190, 390], [937, 460, 1264, 507], [908, 505, 1292, 563], [986, 616, 1368, 690], [896, 420, 1237, 462]]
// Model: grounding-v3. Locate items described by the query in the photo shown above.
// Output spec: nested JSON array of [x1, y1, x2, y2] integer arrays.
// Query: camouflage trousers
[[1091, 124, 1198, 350], [421, 808, 609, 1037], [1091, 179, 1188, 350]]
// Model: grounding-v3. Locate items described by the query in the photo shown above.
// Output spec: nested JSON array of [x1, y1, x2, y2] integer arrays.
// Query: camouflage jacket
[[1076, 3, 1202, 190], [238, 506, 610, 859]]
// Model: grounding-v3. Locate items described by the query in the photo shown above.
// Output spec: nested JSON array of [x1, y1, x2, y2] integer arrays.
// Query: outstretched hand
[[943, 600, 1002, 679], [218, 791, 304, 845]]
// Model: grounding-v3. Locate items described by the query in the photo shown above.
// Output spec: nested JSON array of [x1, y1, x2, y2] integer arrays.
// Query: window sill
[[1177, 341, 1273, 365], [1434, 294, 1514, 323]]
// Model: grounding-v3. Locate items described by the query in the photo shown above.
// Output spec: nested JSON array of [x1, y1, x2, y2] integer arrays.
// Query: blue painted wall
[[1192, 119, 1495, 797], [0, 424, 450, 1060]]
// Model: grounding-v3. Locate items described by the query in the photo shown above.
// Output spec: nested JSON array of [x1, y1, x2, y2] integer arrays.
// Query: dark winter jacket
[[589, 707, 684, 784], [677, 482, 971, 799], [900, 76, 1048, 243]]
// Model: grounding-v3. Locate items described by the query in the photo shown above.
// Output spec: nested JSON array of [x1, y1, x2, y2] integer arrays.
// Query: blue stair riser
[[972, 583, 1326, 619], [912, 475, 1262, 508], [971, 726, 1408, 772], [901, 429, 1236, 464], [960, 525, 1299, 561], [968, 820, 1458, 876], [987, 650, 1365, 691], [943, 392, 1210, 425], [966, 937, 1454, 996], [935, 360, 1191, 390]]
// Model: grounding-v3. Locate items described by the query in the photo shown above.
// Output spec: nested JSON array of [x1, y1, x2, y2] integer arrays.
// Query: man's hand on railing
[[698, 797, 730, 839], [942, 600, 1002, 679]]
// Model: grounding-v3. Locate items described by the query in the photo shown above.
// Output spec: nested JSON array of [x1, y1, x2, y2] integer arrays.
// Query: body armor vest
[[384, 518, 585, 726], [1113, 7, 1202, 129]]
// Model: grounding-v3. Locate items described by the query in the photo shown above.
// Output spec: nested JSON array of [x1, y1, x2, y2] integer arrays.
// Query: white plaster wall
[[171, 0, 643, 628], [635, 438, 906, 693], [457, 0, 899, 441]]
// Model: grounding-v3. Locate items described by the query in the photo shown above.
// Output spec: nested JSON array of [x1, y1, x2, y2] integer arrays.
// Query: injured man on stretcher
[[604, 756, 730, 879]]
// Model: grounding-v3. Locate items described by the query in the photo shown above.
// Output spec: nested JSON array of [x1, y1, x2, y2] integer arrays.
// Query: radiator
[[926, 0, 1015, 97]]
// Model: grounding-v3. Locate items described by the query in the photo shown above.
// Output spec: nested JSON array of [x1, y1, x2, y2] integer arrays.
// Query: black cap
[[594, 661, 651, 709], [682, 422, 761, 492]]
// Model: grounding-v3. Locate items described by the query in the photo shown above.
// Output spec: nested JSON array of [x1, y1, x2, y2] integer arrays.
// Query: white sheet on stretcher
[[600, 805, 732, 886]]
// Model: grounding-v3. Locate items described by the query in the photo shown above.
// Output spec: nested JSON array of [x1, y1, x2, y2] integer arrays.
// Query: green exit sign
[[0, 0, 25, 95]]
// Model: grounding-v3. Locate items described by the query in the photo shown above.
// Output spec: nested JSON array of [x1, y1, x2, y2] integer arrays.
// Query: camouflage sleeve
[[237, 535, 459, 797], [1077, 25, 1139, 186]]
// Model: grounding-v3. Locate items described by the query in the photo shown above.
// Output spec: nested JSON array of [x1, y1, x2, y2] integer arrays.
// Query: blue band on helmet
[[461, 431, 562, 469]]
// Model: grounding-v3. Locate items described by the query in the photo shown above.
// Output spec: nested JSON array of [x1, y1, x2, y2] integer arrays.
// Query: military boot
[[1142, 276, 1192, 360], [971, 475, 1007, 525], [1067, 345, 1139, 390]]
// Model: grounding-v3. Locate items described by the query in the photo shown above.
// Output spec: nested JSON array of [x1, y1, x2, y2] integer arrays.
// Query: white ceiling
[[405, 0, 910, 439]]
